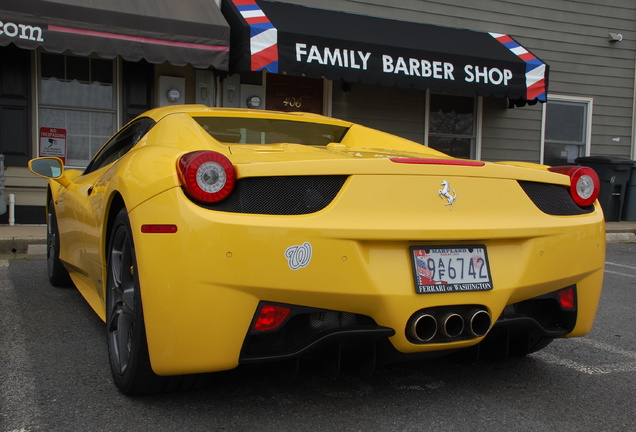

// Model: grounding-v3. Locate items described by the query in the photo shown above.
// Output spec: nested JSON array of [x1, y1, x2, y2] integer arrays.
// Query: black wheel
[[106, 208, 163, 395], [47, 199, 72, 287]]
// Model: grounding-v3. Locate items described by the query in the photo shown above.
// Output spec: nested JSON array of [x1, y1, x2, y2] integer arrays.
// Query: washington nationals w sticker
[[285, 242, 312, 270]]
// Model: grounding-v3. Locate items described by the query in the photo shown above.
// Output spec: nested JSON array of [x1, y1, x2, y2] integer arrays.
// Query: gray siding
[[482, 98, 544, 162], [275, 0, 636, 162]]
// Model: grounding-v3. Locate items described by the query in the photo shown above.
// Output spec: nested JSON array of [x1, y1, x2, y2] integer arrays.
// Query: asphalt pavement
[[0, 221, 634, 260], [1, 244, 635, 431]]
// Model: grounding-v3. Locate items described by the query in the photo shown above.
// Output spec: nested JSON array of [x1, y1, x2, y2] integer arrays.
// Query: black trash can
[[622, 164, 636, 221], [575, 156, 635, 222]]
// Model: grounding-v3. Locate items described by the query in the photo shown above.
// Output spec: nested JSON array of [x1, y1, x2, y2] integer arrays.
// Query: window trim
[[541, 94, 593, 165]]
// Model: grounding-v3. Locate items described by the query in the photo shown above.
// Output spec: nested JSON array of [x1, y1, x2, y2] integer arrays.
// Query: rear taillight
[[548, 165, 600, 207], [557, 286, 576, 310], [177, 151, 235, 204], [254, 304, 291, 331]]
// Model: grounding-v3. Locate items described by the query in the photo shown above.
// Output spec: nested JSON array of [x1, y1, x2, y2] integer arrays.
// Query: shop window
[[38, 53, 117, 167], [542, 97, 591, 166], [427, 94, 476, 159]]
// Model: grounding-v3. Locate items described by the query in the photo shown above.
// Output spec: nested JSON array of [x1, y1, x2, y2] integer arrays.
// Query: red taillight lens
[[254, 304, 291, 331], [548, 165, 600, 207], [177, 151, 235, 204], [141, 224, 178, 234], [557, 286, 576, 310]]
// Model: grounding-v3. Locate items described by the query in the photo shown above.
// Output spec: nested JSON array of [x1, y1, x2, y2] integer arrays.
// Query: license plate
[[410, 245, 493, 294]]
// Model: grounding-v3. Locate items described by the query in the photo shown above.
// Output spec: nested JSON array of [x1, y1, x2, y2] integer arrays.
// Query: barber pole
[[489, 32, 547, 102], [231, 0, 278, 72]]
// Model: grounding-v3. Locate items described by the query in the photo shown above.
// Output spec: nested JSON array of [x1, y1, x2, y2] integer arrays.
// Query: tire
[[47, 199, 72, 287], [106, 208, 164, 395]]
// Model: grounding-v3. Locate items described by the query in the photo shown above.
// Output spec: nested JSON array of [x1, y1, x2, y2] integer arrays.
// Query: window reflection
[[543, 100, 588, 166], [428, 94, 476, 159]]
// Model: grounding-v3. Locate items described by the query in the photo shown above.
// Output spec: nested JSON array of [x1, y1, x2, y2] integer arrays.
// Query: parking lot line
[[605, 261, 636, 270], [534, 337, 636, 375]]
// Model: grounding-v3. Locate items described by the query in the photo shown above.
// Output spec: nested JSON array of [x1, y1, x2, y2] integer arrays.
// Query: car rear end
[[129, 121, 604, 375]]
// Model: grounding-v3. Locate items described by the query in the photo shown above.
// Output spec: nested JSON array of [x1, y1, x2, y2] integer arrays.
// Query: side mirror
[[28, 157, 73, 189], [28, 157, 64, 179]]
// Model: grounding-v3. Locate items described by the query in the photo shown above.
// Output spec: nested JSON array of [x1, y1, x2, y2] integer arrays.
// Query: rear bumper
[[129, 185, 605, 375], [238, 283, 579, 366]]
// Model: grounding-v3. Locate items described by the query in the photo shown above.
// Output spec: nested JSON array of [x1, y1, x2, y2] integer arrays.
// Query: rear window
[[193, 117, 349, 146]]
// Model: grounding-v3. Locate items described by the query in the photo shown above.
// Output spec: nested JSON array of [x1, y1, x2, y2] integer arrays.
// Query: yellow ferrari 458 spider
[[29, 105, 605, 395]]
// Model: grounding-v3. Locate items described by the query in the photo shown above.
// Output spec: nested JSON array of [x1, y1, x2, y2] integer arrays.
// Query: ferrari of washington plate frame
[[410, 245, 493, 294]]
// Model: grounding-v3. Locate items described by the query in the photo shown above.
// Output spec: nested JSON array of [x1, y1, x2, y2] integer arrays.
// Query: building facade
[[0, 0, 635, 223]]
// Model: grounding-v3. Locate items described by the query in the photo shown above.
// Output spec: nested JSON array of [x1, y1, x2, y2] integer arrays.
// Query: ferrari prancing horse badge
[[438, 180, 456, 209]]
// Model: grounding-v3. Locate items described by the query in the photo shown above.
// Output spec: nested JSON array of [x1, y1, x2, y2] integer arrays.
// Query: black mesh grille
[[200, 175, 348, 215], [518, 181, 594, 216]]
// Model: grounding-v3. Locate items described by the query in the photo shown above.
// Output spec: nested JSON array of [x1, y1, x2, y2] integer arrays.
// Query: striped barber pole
[[232, 0, 278, 72], [489, 32, 547, 102]]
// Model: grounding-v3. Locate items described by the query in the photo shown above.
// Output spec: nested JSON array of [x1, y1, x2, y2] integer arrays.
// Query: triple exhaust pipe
[[407, 307, 492, 343]]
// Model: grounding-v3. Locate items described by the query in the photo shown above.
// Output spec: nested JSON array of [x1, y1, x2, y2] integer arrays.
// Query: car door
[[54, 169, 98, 274], [77, 117, 156, 299]]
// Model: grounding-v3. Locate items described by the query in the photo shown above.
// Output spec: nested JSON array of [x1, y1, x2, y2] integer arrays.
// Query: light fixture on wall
[[609, 32, 623, 42]]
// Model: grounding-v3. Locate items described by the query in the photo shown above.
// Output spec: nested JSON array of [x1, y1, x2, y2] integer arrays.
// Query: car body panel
[[35, 105, 605, 377], [129, 177, 604, 374]]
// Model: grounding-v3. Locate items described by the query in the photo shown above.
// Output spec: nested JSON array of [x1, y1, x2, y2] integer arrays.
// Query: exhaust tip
[[407, 312, 437, 342], [436, 311, 464, 338], [407, 305, 490, 344], [465, 308, 491, 337]]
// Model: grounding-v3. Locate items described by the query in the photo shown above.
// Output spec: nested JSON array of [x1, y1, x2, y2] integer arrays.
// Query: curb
[[0, 237, 46, 256], [27, 244, 47, 260], [606, 232, 636, 244]]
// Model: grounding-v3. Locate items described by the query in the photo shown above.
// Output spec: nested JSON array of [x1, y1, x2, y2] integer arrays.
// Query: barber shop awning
[[222, 0, 548, 105], [0, 0, 230, 70]]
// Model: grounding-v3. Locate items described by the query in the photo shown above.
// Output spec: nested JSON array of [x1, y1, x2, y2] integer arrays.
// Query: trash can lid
[[576, 156, 636, 166]]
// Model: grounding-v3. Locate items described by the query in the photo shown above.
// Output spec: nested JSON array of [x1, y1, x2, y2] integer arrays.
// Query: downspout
[[8, 194, 14, 226], [632, 52, 636, 160]]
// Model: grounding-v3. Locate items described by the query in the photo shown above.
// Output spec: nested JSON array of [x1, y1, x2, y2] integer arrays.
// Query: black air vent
[[199, 175, 348, 215], [518, 181, 593, 216]]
